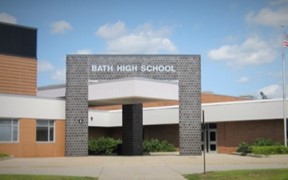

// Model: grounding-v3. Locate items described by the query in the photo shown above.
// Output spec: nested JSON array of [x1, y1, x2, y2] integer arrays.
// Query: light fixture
[[78, 119, 83, 124]]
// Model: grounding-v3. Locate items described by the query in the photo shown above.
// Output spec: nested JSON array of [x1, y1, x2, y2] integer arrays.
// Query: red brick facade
[[0, 119, 65, 157], [217, 120, 284, 154], [0, 54, 37, 96]]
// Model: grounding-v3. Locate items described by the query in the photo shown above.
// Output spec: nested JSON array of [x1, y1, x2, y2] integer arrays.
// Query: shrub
[[252, 138, 281, 146], [88, 137, 121, 155], [143, 139, 176, 152], [236, 138, 287, 156], [0, 152, 9, 159], [236, 142, 252, 156], [251, 146, 288, 155]]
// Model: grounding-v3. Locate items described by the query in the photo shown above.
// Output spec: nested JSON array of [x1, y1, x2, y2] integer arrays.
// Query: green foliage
[[236, 138, 288, 156], [236, 142, 251, 155], [251, 146, 288, 155], [88, 137, 121, 155], [143, 139, 176, 152], [252, 138, 281, 146], [0, 152, 9, 159]]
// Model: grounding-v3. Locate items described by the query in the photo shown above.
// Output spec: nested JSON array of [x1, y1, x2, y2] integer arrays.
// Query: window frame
[[0, 118, 19, 143], [36, 120, 55, 143]]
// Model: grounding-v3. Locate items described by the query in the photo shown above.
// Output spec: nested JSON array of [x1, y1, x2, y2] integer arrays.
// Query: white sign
[[91, 65, 176, 72]]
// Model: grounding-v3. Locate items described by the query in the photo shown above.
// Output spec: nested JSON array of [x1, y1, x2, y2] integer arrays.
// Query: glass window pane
[[210, 144, 216, 151], [12, 119, 18, 125], [13, 126, 18, 141], [0, 125, 11, 141], [36, 120, 54, 142], [49, 120, 54, 126], [210, 132, 216, 141], [0, 120, 11, 125], [37, 121, 48, 126], [36, 126, 48, 141], [209, 123, 217, 129], [49, 127, 54, 141]]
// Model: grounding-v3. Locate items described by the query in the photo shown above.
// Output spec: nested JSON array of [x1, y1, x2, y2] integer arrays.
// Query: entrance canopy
[[88, 77, 178, 106], [65, 55, 201, 156], [37, 77, 179, 106]]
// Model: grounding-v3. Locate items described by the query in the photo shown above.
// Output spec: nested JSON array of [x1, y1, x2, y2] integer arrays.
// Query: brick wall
[[0, 119, 65, 157], [217, 120, 284, 154], [89, 124, 179, 147], [0, 54, 37, 96], [144, 124, 179, 147]]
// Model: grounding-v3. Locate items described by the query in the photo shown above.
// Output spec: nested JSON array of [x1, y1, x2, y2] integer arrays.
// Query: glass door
[[208, 129, 217, 152]]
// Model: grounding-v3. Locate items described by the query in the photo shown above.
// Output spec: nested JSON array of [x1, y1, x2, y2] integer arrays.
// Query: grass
[[0, 175, 97, 180], [185, 169, 288, 180]]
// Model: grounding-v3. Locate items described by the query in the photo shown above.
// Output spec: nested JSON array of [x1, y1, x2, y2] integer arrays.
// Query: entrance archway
[[65, 55, 201, 156]]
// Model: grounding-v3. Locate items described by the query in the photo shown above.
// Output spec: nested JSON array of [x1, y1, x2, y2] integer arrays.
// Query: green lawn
[[0, 175, 97, 180], [185, 169, 288, 180]]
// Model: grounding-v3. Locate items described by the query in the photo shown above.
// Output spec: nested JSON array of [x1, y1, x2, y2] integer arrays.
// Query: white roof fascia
[[0, 94, 65, 120]]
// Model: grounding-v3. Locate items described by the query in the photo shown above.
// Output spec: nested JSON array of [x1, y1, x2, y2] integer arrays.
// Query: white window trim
[[0, 118, 19, 143], [36, 120, 55, 143]]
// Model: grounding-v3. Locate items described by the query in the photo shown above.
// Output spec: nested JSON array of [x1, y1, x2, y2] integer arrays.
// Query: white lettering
[[92, 64, 176, 72], [140, 65, 176, 72], [117, 65, 137, 72], [106, 65, 113, 71], [91, 65, 113, 72], [91, 65, 97, 72]]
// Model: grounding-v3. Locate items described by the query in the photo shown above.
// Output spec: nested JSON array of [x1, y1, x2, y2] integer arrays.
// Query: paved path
[[0, 154, 288, 179]]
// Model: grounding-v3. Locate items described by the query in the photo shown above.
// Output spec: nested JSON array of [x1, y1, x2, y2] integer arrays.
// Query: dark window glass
[[210, 131, 216, 141], [36, 120, 54, 142], [0, 22, 37, 58], [209, 123, 217, 129], [210, 144, 216, 151]]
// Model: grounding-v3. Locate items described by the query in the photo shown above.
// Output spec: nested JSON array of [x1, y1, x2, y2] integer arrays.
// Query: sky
[[1, 0, 288, 99]]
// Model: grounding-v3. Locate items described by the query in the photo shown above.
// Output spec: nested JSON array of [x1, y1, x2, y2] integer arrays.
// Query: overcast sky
[[1, 0, 288, 98]]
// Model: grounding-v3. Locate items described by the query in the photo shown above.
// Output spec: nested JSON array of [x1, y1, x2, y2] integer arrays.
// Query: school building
[[0, 22, 287, 157]]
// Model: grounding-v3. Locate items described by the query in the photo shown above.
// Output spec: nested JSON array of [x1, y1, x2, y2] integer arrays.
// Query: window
[[0, 119, 18, 142], [36, 120, 54, 142]]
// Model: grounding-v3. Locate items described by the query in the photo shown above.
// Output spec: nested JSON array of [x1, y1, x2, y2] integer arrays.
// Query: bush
[[236, 138, 287, 156], [88, 137, 121, 155], [0, 152, 9, 159], [143, 139, 176, 152], [236, 142, 252, 155], [252, 138, 281, 146], [251, 146, 288, 155]]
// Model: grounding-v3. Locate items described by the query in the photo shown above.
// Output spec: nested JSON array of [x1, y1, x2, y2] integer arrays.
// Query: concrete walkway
[[0, 154, 288, 179]]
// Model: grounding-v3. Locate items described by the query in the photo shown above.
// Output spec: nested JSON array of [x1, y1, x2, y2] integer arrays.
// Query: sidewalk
[[0, 154, 287, 179]]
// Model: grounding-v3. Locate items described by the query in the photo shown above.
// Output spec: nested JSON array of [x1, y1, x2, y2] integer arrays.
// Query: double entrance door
[[202, 123, 217, 153]]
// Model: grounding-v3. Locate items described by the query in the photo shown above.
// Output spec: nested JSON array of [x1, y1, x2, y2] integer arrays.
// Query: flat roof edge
[[0, 93, 65, 101]]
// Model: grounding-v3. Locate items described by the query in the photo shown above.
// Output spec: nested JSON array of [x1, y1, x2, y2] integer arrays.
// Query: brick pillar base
[[122, 104, 143, 155]]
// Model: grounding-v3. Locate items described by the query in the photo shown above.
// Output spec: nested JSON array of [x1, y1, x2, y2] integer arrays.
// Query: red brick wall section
[[0, 119, 65, 157], [89, 125, 179, 147], [0, 54, 37, 96], [217, 120, 284, 154], [144, 124, 179, 147]]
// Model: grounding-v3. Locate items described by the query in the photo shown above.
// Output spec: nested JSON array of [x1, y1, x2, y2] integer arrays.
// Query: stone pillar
[[66, 57, 88, 156], [122, 104, 143, 155]]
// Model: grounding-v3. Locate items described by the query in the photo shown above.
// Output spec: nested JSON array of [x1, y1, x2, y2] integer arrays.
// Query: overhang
[[37, 78, 179, 106], [88, 77, 178, 106]]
